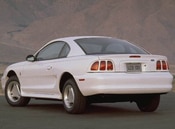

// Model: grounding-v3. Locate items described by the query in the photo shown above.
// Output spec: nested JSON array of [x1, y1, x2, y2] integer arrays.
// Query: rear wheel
[[136, 95, 160, 112], [5, 76, 30, 106], [62, 79, 86, 114]]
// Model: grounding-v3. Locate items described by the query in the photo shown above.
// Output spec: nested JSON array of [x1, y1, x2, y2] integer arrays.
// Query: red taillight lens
[[162, 61, 167, 70], [107, 61, 113, 70], [156, 61, 161, 70], [156, 60, 169, 70], [91, 61, 99, 71], [90, 60, 114, 71], [100, 61, 106, 70], [129, 55, 141, 58]]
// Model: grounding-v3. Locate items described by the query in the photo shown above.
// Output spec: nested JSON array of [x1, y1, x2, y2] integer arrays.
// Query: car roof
[[49, 36, 113, 43], [36, 36, 110, 57]]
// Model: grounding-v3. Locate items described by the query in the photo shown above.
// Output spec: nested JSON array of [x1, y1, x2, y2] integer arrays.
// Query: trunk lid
[[98, 54, 168, 72]]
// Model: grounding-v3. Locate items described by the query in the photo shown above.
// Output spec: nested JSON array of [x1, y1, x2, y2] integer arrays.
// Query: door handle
[[47, 66, 52, 70]]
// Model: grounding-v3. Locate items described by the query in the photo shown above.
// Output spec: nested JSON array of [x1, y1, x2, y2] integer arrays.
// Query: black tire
[[136, 94, 160, 112], [62, 79, 86, 114], [5, 76, 30, 106]]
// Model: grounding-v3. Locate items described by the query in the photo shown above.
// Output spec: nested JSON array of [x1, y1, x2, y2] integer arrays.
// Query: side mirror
[[26, 55, 35, 62]]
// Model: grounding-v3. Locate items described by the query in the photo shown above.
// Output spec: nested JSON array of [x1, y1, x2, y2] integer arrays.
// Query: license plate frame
[[126, 63, 142, 72]]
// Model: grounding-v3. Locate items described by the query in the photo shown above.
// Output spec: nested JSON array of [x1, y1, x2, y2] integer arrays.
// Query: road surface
[[0, 93, 175, 129]]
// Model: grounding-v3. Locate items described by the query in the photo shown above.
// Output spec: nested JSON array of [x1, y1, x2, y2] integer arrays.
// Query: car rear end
[[74, 37, 173, 96], [76, 54, 173, 96]]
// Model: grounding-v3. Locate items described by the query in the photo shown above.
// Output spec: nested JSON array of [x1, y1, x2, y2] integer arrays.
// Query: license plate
[[126, 63, 142, 72]]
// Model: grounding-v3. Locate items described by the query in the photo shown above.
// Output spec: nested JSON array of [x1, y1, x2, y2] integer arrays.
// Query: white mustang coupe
[[1, 36, 173, 114]]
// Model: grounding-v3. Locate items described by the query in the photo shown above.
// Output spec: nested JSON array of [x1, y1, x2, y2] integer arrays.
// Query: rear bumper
[[75, 72, 173, 96]]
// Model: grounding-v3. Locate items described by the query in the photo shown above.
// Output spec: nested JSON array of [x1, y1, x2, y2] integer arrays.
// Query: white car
[[1, 36, 173, 114]]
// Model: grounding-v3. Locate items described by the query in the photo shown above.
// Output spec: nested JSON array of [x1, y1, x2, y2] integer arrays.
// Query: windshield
[[75, 37, 148, 55]]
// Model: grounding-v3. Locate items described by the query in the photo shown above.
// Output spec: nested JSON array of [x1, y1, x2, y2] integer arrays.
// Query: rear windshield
[[75, 38, 148, 55]]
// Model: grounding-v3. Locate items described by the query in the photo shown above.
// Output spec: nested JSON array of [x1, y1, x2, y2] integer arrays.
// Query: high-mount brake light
[[156, 60, 169, 70], [129, 55, 141, 58], [91, 60, 114, 71]]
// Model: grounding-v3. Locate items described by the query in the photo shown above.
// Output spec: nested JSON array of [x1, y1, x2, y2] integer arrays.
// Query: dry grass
[[0, 64, 6, 74], [170, 65, 175, 75], [0, 64, 4, 94], [170, 65, 175, 92], [0, 80, 3, 95], [0, 64, 5, 94], [173, 77, 175, 92]]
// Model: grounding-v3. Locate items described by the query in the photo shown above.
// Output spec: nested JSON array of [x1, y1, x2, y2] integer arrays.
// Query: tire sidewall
[[5, 76, 30, 106], [63, 79, 74, 112], [62, 79, 86, 114], [137, 95, 160, 112]]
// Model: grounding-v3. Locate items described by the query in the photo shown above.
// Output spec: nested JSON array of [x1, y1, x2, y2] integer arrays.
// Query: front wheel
[[136, 94, 160, 112], [5, 76, 30, 106], [62, 79, 86, 114]]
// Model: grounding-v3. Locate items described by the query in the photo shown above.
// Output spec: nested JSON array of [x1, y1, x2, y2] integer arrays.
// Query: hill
[[0, 0, 175, 64]]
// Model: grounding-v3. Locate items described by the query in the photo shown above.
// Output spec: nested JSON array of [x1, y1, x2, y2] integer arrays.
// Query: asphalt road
[[0, 93, 175, 129]]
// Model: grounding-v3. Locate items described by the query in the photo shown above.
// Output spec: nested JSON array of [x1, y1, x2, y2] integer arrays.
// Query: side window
[[59, 44, 70, 58], [36, 42, 69, 61]]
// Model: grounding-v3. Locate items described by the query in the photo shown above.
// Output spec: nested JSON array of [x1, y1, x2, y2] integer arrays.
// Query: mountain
[[0, 0, 175, 64]]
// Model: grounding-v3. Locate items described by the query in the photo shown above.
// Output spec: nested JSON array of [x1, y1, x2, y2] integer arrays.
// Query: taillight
[[129, 55, 141, 58], [156, 61, 161, 70], [91, 61, 99, 71], [100, 61, 106, 70], [107, 61, 113, 70], [156, 60, 169, 70], [162, 61, 167, 70], [91, 60, 114, 72]]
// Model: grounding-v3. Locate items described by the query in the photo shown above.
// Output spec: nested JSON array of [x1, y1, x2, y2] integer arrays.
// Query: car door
[[20, 41, 70, 96]]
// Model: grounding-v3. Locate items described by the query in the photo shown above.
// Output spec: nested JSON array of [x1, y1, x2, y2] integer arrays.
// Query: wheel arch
[[7, 70, 18, 78], [59, 72, 75, 93], [6, 70, 20, 88]]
